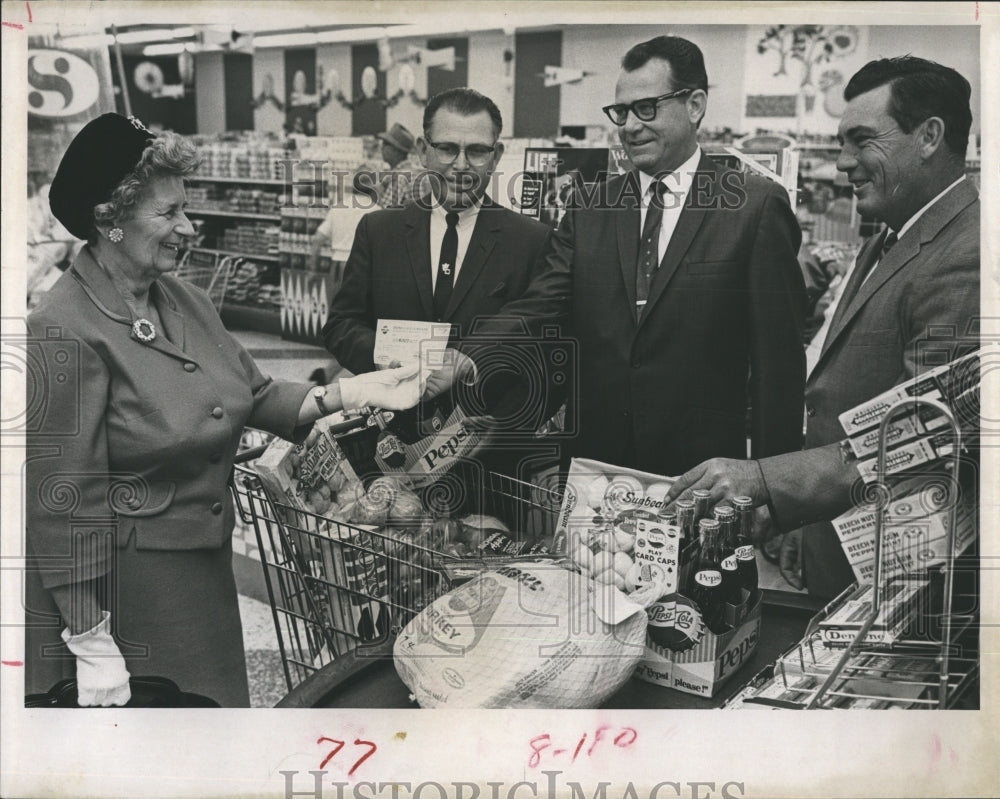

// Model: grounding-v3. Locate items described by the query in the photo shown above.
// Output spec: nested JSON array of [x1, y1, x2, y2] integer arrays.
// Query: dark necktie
[[830, 227, 896, 331], [635, 182, 665, 318], [433, 211, 459, 321]]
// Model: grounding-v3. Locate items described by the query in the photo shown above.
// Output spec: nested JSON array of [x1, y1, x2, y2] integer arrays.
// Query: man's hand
[[779, 529, 805, 590], [422, 349, 477, 401], [665, 457, 770, 508]]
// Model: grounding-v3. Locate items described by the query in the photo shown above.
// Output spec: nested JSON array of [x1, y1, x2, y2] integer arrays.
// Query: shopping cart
[[174, 249, 240, 312], [230, 418, 564, 696]]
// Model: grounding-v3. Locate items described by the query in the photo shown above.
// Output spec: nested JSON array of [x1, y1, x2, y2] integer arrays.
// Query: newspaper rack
[[769, 396, 978, 709], [231, 441, 563, 695]]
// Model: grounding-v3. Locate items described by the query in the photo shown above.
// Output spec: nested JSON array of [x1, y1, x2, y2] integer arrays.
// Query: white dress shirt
[[860, 174, 967, 288], [638, 146, 702, 265], [429, 201, 482, 291]]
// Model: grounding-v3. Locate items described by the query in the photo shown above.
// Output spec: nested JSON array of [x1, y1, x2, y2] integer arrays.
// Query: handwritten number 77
[[317, 737, 378, 775]]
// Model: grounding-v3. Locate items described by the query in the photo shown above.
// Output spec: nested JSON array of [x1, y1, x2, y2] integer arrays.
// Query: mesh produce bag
[[393, 560, 659, 708]]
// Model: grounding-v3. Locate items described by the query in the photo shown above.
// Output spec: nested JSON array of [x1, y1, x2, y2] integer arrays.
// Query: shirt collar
[[431, 197, 485, 225], [638, 147, 702, 204], [895, 175, 966, 239]]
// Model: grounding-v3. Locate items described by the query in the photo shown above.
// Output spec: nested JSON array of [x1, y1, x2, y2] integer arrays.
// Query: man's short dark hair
[[621, 35, 708, 93], [423, 88, 503, 139], [844, 56, 972, 158]]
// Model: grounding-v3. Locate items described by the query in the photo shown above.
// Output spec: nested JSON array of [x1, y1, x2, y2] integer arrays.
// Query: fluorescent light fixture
[[143, 42, 187, 57], [57, 33, 115, 49], [315, 26, 390, 44], [116, 27, 196, 45], [253, 31, 319, 48]]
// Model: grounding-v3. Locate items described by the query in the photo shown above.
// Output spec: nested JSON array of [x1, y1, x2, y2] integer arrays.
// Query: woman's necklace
[[95, 253, 161, 344]]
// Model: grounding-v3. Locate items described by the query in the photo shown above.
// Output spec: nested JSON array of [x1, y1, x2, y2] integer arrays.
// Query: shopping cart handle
[[324, 415, 370, 435], [234, 445, 269, 464]]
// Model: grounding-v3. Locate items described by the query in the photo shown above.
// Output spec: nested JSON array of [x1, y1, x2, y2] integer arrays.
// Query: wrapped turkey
[[394, 560, 662, 708]]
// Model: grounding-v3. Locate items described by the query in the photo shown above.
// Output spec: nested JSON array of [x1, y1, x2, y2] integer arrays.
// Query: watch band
[[314, 386, 331, 416]]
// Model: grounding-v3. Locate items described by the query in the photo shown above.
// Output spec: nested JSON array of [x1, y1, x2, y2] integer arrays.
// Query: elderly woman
[[25, 114, 422, 707]]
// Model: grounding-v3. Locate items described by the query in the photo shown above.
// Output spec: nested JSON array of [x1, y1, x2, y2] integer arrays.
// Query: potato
[[613, 550, 633, 578], [581, 474, 610, 510], [614, 529, 635, 553], [387, 491, 426, 526], [593, 566, 616, 586], [591, 548, 615, 575], [613, 572, 626, 591]]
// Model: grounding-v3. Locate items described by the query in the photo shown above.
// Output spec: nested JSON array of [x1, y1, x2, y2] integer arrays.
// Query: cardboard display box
[[634, 590, 763, 697]]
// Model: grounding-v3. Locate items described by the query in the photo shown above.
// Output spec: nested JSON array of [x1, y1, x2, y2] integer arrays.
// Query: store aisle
[[232, 329, 336, 707], [239, 594, 286, 708]]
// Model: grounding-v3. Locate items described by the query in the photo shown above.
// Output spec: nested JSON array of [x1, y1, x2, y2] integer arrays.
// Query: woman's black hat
[[49, 113, 156, 239]]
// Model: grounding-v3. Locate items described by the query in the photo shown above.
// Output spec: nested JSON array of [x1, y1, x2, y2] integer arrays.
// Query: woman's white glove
[[61, 610, 131, 707], [340, 363, 425, 411]]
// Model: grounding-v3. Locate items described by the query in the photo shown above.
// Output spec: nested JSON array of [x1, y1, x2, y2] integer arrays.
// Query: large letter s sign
[[28, 50, 100, 117]]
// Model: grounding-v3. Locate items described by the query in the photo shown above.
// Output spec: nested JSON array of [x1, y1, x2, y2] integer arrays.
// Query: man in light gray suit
[[666, 56, 980, 599]]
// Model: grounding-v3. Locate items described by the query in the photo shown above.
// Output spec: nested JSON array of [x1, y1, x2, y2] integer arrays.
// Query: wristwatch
[[312, 385, 331, 416]]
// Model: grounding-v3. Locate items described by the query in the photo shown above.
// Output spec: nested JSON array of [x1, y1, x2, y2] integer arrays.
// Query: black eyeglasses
[[425, 138, 497, 166], [602, 88, 694, 126]]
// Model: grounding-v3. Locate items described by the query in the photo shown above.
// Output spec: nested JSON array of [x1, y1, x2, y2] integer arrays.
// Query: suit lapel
[[814, 178, 979, 372], [638, 154, 714, 328], [444, 201, 500, 319], [404, 203, 435, 319], [72, 248, 188, 360], [819, 232, 885, 359], [615, 172, 642, 325], [151, 281, 187, 354]]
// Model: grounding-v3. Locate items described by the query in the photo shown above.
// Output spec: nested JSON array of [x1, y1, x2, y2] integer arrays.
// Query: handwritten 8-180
[[528, 726, 638, 769]]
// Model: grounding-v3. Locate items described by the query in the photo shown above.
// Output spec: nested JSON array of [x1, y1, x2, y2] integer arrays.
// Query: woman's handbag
[[25, 675, 221, 708]]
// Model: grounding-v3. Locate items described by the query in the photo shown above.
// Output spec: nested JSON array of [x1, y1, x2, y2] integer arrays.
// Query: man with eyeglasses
[[439, 36, 807, 484], [323, 88, 557, 471]]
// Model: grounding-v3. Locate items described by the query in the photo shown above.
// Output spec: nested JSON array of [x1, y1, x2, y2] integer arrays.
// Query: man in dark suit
[[323, 88, 555, 473], [666, 56, 980, 599], [439, 36, 807, 478]]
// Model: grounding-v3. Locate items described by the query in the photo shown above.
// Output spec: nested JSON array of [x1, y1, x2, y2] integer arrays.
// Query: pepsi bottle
[[714, 505, 742, 605], [731, 496, 759, 594], [687, 519, 729, 635]]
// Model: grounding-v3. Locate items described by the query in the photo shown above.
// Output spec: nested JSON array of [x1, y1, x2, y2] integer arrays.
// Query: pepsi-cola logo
[[645, 593, 704, 653], [694, 570, 722, 587], [28, 50, 100, 117]]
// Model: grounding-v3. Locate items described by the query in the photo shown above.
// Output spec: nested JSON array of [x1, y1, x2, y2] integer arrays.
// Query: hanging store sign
[[28, 49, 101, 117]]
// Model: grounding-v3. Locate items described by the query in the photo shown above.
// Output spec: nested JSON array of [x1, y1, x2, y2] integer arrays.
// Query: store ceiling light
[[115, 27, 196, 45], [56, 32, 115, 49], [315, 26, 392, 44], [252, 31, 319, 48], [143, 42, 191, 57]]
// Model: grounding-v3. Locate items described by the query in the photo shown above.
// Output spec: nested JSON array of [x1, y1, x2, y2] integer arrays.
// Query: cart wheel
[[274, 639, 395, 708]]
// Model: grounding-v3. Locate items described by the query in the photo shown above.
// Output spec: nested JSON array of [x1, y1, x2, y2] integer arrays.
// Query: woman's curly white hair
[[91, 132, 199, 242]]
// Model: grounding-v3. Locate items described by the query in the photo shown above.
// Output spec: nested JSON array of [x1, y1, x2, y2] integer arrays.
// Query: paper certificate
[[374, 319, 451, 367]]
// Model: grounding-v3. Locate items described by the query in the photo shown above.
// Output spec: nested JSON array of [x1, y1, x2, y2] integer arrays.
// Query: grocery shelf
[[187, 207, 282, 222], [187, 246, 280, 264], [190, 175, 286, 186]]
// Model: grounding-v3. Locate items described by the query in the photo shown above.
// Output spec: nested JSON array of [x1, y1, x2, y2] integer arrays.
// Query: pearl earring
[[108, 227, 124, 243]]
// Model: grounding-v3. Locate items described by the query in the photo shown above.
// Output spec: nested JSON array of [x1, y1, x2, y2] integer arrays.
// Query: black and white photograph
[[1, 2, 997, 798]]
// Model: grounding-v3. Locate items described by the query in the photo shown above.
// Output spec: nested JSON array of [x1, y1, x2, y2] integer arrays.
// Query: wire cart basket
[[174, 249, 240, 312], [760, 396, 979, 709], [231, 420, 564, 695]]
